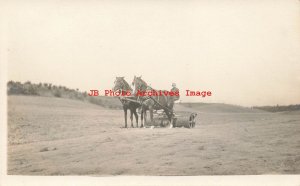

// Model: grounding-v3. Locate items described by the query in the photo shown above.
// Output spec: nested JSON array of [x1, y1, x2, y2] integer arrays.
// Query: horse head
[[113, 77, 132, 92], [132, 75, 147, 93]]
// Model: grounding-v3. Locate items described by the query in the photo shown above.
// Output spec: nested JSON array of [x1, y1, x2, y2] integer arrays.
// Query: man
[[168, 83, 180, 109]]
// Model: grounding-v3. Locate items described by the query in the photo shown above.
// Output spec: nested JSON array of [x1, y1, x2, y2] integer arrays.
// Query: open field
[[7, 95, 300, 175]]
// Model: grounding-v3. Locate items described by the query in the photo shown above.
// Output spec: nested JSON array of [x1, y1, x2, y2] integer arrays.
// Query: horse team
[[112, 76, 176, 128]]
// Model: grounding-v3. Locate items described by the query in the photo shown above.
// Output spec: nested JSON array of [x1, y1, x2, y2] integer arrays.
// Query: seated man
[[168, 83, 180, 109]]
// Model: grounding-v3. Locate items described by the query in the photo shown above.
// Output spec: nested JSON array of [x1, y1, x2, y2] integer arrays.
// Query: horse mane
[[122, 79, 133, 91], [138, 77, 148, 86]]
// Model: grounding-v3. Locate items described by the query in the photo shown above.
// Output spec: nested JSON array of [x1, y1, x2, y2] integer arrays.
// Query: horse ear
[[139, 75, 142, 78]]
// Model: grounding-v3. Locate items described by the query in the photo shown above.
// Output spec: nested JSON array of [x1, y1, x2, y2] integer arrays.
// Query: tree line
[[253, 104, 300, 112], [7, 80, 122, 109]]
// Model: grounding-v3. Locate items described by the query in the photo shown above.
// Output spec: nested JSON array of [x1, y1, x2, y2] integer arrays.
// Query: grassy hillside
[[179, 102, 264, 113], [7, 80, 122, 109], [7, 80, 299, 113], [253, 104, 300, 112]]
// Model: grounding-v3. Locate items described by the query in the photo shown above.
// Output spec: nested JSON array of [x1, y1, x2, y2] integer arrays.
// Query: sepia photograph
[[1, 0, 300, 185]]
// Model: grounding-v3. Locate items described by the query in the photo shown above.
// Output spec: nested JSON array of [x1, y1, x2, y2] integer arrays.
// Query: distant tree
[[83, 91, 87, 97], [24, 81, 31, 85], [53, 90, 61, 97], [7, 80, 14, 86], [29, 85, 37, 95]]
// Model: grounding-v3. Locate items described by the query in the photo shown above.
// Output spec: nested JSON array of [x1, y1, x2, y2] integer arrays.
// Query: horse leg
[[144, 110, 147, 127], [164, 109, 173, 128], [140, 109, 144, 128], [124, 108, 128, 128], [150, 108, 154, 124], [133, 109, 138, 128], [130, 109, 134, 128]]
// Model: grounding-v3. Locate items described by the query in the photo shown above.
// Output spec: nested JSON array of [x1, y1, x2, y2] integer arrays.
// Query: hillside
[[7, 80, 123, 109], [7, 81, 299, 113], [254, 104, 300, 112], [178, 102, 264, 113]]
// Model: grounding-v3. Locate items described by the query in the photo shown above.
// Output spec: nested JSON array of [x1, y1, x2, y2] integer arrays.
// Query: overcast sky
[[5, 0, 300, 106]]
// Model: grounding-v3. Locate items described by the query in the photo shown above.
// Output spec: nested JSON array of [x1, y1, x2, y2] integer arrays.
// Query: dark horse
[[113, 77, 140, 128], [132, 76, 174, 128]]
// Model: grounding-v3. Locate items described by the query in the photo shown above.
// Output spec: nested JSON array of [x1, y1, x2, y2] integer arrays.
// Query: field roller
[[147, 110, 198, 128]]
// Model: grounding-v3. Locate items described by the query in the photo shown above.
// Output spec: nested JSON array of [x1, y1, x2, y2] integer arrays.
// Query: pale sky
[[4, 0, 300, 106]]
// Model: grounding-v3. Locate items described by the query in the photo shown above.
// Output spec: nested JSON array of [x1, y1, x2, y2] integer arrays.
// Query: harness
[[134, 78, 173, 113], [114, 79, 135, 105]]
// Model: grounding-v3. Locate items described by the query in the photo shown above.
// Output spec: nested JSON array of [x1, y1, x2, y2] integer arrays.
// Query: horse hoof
[[169, 124, 173, 128]]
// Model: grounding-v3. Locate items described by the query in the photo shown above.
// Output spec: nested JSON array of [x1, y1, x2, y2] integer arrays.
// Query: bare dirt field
[[7, 95, 300, 175]]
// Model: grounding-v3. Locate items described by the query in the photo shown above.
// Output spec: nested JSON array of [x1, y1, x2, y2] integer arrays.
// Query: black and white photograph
[[1, 0, 300, 185]]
